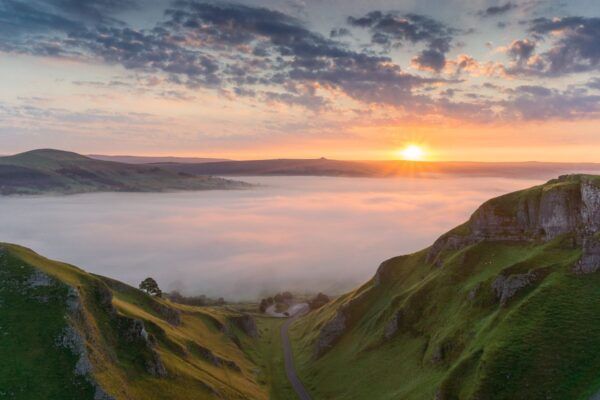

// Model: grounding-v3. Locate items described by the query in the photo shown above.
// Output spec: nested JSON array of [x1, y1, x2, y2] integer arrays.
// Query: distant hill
[[0, 243, 266, 399], [88, 154, 230, 164], [155, 158, 600, 180], [291, 174, 600, 399], [0, 149, 248, 195]]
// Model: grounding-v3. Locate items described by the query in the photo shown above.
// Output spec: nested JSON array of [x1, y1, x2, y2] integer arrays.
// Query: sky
[[0, 0, 599, 161]]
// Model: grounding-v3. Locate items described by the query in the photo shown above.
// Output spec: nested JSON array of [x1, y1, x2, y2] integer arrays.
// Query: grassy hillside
[[0, 149, 247, 195], [0, 243, 268, 400], [290, 175, 600, 400]]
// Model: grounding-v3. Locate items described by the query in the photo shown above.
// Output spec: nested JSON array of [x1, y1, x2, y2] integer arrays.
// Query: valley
[[5, 174, 600, 399]]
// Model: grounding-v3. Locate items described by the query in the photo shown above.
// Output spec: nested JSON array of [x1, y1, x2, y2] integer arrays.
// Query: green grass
[[289, 232, 593, 399], [0, 243, 269, 400], [249, 317, 297, 400], [0, 249, 95, 399]]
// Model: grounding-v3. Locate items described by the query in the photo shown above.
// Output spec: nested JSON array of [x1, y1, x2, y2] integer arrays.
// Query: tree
[[309, 292, 330, 310], [139, 277, 162, 297], [259, 298, 268, 313]]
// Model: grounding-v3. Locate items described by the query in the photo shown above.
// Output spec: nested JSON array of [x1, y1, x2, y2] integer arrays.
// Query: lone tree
[[139, 277, 162, 297]]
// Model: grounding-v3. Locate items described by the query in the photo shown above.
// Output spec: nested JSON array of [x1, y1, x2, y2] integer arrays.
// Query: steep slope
[[0, 243, 266, 400], [0, 149, 247, 195], [291, 174, 600, 400]]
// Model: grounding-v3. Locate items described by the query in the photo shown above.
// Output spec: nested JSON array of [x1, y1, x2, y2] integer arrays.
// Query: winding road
[[280, 304, 312, 400]]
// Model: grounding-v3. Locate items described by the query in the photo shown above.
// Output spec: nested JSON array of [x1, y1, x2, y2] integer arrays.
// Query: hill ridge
[[291, 174, 600, 400]]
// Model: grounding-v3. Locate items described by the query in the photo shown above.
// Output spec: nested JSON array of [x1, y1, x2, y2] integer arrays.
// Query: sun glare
[[398, 144, 425, 161]]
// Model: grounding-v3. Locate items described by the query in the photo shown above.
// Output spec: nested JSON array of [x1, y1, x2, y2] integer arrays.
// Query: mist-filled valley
[[0, 175, 542, 300]]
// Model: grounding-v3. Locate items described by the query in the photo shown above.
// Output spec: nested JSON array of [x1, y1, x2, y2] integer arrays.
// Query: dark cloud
[[501, 85, 600, 120], [2, 0, 598, 123], [330, 27, 350, 38], [501, 17, 600, 77], [528, 16, 600, 75], [478, 2, 516, 17], [347, 11, 455, 72], [507, 38, 536, 64], [412, 49, 446, 72], [0, 0, 445, 110]]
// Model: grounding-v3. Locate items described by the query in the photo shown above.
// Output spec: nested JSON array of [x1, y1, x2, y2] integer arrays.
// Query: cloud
[[498, 17, 600, 77], [528, 16, 600, 75], [2, 0, 599, 124], [506, 38, 536, 64], [330, 27, 350, 38], [478, 2, 516, 17], [588, 78, 600, 90], [347, 11, 456, 72], [501, 85, 600, 120]]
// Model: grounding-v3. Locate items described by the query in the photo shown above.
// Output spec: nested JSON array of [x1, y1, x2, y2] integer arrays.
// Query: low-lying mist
[[0, 176, 542, 300]]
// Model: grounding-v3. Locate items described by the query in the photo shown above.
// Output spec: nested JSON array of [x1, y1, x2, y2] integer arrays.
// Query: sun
[[397, 144, 425, 161]]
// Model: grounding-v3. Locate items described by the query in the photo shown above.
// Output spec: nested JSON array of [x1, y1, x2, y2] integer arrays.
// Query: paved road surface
[[280, 304, 312, 400]]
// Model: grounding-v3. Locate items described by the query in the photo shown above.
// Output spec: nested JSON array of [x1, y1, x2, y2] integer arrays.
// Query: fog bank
[[0, 176, 542, 300]]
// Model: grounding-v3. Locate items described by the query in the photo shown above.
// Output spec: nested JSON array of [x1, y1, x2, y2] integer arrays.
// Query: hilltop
[[0, 149, 248, 195], [290, 174, 600, 399]]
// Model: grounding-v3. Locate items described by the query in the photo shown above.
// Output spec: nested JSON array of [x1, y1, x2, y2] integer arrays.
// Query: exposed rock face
[[56, 283, 116, 400], [152, 302, 181, 326], [428, 176, 600, 268], [189, 343, 241, 372], [383, 311, 402, 340], [492, 271, 538, 306], [574, 236, 600, 274], [315, 309, 347, 358], [467, 283, 481, 301], [27, 270, 55, 287], [426, 230, 479, 267], [116, 316, 167, 377], [231, 314, 259, 338]]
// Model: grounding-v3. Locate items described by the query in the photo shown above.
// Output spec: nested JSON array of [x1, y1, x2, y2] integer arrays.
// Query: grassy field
[[249, 317, 298, 400]]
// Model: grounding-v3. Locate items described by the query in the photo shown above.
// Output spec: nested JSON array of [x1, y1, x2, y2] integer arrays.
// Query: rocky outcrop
[[428, 176, 600, 267], [467, 283, 481, 301], [574, 235, 600, 274], [315, 310, 347, 358], [231, 314, 259, 338], [188, 342, 241, 372], [116, 315, 167, 377], [151, 302, 181, 326], [383, 311, 403, 340], [55, 280, 116, 400], [492, 271, 538, 306], [27, 270, 54, 287]]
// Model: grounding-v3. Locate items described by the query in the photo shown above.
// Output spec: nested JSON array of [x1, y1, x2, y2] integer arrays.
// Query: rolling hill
[[0, 149, 248, 195], [290, 174, 600, 399], [88, 155, 230, 164], [0, 243, 272, 400], [155, 158, 600, 180]]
